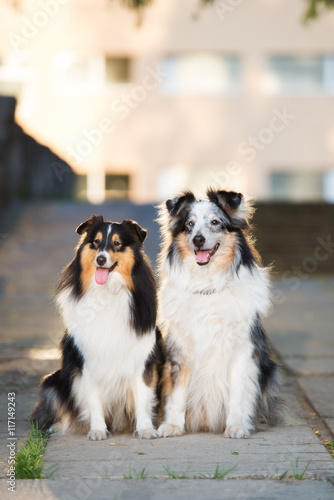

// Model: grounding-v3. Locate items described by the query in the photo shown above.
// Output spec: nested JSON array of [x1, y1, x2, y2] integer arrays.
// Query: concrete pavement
[[0, 201, 333, 499]]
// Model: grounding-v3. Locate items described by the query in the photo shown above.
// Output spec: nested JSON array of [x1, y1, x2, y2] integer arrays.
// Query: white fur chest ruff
[[57, 273, 155, 386], [161, 265, 269, 351]]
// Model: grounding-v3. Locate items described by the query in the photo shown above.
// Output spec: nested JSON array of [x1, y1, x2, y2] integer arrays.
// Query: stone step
[[259, 255, 333, 273], [252, 203, 334, 272]]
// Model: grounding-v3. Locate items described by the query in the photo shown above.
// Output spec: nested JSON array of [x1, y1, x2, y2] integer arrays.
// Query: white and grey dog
[[157, 189, 281, 439]]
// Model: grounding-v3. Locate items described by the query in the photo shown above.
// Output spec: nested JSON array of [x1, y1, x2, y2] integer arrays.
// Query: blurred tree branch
[[4, 0, 334, 22], [302, 0, 334, 21], [114, 0, 334, 23]]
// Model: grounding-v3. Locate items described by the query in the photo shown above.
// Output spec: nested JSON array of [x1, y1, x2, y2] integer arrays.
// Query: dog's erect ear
[[123, 219, 147, 244], [207, 189, 249, 229], [166, 191, 196, 217], [76, 215, 104, 235]]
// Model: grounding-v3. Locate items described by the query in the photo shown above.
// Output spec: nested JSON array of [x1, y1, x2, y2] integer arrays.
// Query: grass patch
[[124, 464, 237, 480], [123, 467, 148, 479], [200, 464, 237, 480], [161, 464, 190, 479], [16, 423, 56, 479], [274, 469, 289, 481], [289, 458, 311, 479], [274, 458, 311, 481]]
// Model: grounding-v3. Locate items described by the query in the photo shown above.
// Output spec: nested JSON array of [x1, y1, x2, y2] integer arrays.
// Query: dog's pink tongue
[[195, 250, 209, 263], [95, 268, 109, 285]]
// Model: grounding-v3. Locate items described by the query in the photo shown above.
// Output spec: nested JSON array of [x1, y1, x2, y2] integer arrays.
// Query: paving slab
[[298, 378, 334, 418], [0, 393, 38, 422], [1, 478, 333, 500], [267, 278, 334, 360], [0, 347, 60, 362], [283, 359, 334, 376], [40, 387, 334, 482], [0, 325, 61, 343], [270, 332, 334, 358], [1, 387, 333, 485], [42, 426, 334, 481], [0, 360, 59, 394], [3, 478, 334, 500]]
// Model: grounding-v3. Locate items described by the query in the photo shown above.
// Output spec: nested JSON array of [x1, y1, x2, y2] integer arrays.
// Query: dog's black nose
[[96, 255, 107, 266], [193, 235, 205, 248]]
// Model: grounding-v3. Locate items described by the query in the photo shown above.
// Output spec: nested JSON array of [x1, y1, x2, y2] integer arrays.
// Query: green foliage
[[304, 0, 334, 21], [200, 464, 237, 479], [325, 441, 334, 458], [16, 423, 56, 479], [123, 467, 148, 479], [278, 470, 289, 481], [199, 0, 216, 5], [274, 458, 311, 481], [115, 0, 334, 23], [119, 0, 153, 10], [161, 464, 191, 479], [289, 458, 311, 479]]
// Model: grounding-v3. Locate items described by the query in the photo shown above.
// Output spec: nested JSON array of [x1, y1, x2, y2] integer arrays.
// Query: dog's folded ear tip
[[76, 214, 104, 235], [123, 219, 147, 243], [208, 190, 244, 210], [166, 191, 196, 216], [137, 227, 147, 243], [165, 197, 179, 216]]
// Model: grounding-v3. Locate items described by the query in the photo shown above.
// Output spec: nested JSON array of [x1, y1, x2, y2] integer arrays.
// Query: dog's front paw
[[158, 424, 184, 438], [136, 428, 158, 439], [224, 425, 250, 439], [47, 422, 63, 435], [87, 429, 110, 441]]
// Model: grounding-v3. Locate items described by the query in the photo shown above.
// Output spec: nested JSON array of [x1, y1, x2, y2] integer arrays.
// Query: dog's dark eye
[[211, 220, 219, 225], [187, 221, 195, 228], [94, 238, 100, 245], [113, 240, 121, 247]]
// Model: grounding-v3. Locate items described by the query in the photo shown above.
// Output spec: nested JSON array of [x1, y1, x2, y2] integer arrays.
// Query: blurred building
[[0, 0, 334, 204]]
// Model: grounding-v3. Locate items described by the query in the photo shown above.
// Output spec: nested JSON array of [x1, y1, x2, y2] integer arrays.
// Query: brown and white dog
[[157, 189, 281, 439], [32, 215, 163, 440]]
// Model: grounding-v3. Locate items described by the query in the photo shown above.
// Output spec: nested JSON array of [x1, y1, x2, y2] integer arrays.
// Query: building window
[[0, 51, 33, 101], [74, 174, 129, 200], [53, 52, 131, 94], [53, 52, 104, 93], [105, 174, 129, 199], [75, 175, 87, 200], [263, 55, 334, 94], [161, 53, 241, 95], [62, 59, 94, 84], [270, 171, 325, 201], [0, 81, 22, 99], [105, 57, 130, 83]]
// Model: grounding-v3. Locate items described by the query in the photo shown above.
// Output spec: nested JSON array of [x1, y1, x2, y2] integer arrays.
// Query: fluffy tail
[[259, 362, 283, 425], [251, 316, 283, 425], [31, 370, 62, 431]]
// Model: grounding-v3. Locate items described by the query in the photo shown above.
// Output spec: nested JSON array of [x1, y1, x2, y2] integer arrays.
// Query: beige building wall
[[0, 0, 334, 203]]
